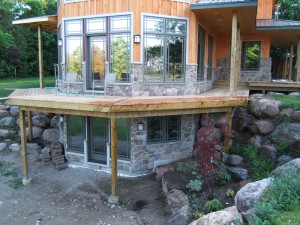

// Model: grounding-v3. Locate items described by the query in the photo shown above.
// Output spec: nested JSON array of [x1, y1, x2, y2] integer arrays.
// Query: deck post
[[38, 25, 44, 89], [236, 27, 241, 86], [27, 111, 33, 141], [230, 11, 237, 96], [284, 48, 288, 79], [108, 117, 119, 204], [296, 39, 300, 81], [289, 44, 294, 81], [224, 108, 232, 154], [20, 109, 31, 185]]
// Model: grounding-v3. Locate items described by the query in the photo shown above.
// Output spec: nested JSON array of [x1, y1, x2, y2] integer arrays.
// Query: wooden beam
[[230, 11, 238, 96], [224, 108, 232, 153], [284, 48, 288, 79], [38, 25, 44, 89], [27, 111, 33, 141], [236, 27, 241, 85], [297, 39, 300, 82], [20, 110, 29, 182], [289, 44, 294, 81]]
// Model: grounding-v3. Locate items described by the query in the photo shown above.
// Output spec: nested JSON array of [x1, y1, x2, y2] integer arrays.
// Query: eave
[[12, 15, 57, 32], [191, 0, 257, 10]]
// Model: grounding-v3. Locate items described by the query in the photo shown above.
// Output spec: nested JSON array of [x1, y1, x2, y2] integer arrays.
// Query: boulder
[[26, 126, 43, 139], [32, 115, 50, 128], [200, 113, 226, 128], [162, 172, 189, 196], [27, 143, 41, 154], [9, 143, 20, 152], [9, 106, 19, 116], [277, 155, 294, 167], [189, 206, 243, 225], [167, 189, 190, 225], [251, 120, 275, 135], [249, 98, 281, 118], [0, 117, 16, 128], [248, 135, 262, 149], [235, 178, 271, 213], [226, 167, 248, 181], [279, 108, 294, 119], [0, 110, 10, 119], [232, 107, 253, 132], [288, 92, 300, 96], [259, 145, 277, 163], [42, 128, 60, 143], [224, 154, 244, 166], [288, 141, 300, 157], [50, 115, 60, 128], [270, 123, 300, 146], [16, 117, 28, 127], [271, 158, 300, 177], [292, 111, 300, 122], [0, 129, 16, 139], [0, 142, 7, 151]]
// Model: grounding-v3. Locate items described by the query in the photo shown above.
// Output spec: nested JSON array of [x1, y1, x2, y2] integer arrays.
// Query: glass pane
[[166, 116, 180, 141], [110, 15, 130, 32], [66, 37, 83, 80], [144, 35, 164, 82], [110, 34, 130, 81], [167, 19, 186, 34], [92, 117, 107, 155], [68, 115, 84, 153], [86, 18, 106, 33], [91, 37, 106, 82], [117, 118, 130, 160], [207, 34, 213, 81], [166, 36, 185, 82], [144, 17, 164, 33], [243, 41, 261, 70], [197, 26, 206, 81], [65, 20, 82, 35], [148, 117, 162, 143]]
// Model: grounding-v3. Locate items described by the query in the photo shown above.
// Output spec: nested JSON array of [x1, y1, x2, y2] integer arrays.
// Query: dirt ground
[[0, 148, 167, 225]]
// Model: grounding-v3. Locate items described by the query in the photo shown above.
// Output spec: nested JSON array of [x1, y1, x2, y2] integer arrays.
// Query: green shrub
[[276, 142, 289, 156], [226, 188, 235, 198], [272, 95, 300, 110], [213, 170, 231, 186], [186, 179, 202, 192], [176, 162, 185, 173], [192, 210, 205, 219], [204, 199, 224, 213]]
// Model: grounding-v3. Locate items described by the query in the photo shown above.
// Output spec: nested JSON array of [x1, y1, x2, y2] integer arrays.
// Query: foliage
[[277, 0, 300, 21], [0, 160, 22, 189], [68, 46, 82, 80], [204, 199, 224, 213], [176, 162, 185, 173], [230, 145, 276, 180], [226, 188, 235, 198], [272, 95, 300, 111], [111, 38, 130, 80], [192, 210, 205, 219], [186, 179, 202, 192], [250, 170, 300, 225], [213, 170, 231, 186], [276, 142, 289, 156]]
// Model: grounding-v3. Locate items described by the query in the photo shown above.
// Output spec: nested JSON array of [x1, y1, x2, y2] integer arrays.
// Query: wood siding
[[256, 0, 275, 19]]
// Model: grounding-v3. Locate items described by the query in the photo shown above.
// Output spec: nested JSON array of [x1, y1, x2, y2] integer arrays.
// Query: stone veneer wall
[[216, 58, 272, 82]]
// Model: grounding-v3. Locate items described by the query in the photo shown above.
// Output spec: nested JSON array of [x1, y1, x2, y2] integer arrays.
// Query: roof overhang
[[12, 15, 57, 32], [191, 0, 257, 10]]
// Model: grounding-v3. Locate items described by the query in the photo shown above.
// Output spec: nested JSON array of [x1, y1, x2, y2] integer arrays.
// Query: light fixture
[[134, 34, 141, 43], [137, 122, 144, 131], [58, 39, 63, 46]]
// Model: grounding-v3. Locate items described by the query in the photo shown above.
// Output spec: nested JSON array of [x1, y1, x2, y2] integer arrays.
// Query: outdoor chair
[[92, 73, 116, 97], [56, 72, 83, 95]]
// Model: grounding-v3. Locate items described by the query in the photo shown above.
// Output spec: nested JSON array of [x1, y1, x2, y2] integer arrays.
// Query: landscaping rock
[[167, 189, 190, 225], [16, 117, 28, 127], [235, 178, 271, 213], [156, 164, 174, 181], [277, 155, 294, 167], [0, 129, 16, 139], [0, 143, 7, 151], [9, 143, 20, 152], [226, 167, 248, 181], [279, 108, 294, 119], [292, 111, 300, 122], [232, 107, 253, 132], [27, 143, 41, 154], [0, 117, 16, 128], [9, 106, 19, 116], [289, 140, 300, 157], [42, 128, 60, 143], [259, 145, 278, 163], [189, 206, 243, 225], [224, 154, 243, 166], [50, 115, 60, 128], [251, 120, 275, 135], [0, 110, 10, 119], [249, 98, 281, 118], [162, 172, 188, 196], [26, 126, 43, 139], [289, 92, 300, 96], [270, 123, 300, 146], [248, 135, 262, 149], [271, 158, 300, 177], [32, 114, 50, 128]]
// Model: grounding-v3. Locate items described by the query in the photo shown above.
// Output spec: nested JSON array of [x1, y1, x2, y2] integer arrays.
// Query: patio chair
[[93, 73, 116, 97]]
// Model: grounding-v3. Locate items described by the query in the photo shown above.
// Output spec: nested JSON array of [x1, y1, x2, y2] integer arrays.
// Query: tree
[[68, 46, 82, 80], [278, 0, 300, 21], [111, 38, 130, 80], [7, 46, 21, 78]]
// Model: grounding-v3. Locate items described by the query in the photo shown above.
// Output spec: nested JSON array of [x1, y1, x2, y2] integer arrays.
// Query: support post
[[296, 39, 300, 82], [38, 25, 44, 89], [284, 48, 288, 79], [109, 117, 119, 204], [230, 11, 238, 96], [236, 27, 241, 87], [224, 108, 232, 154], [20, 110, 31, 185], [289, 44, 294, 81], [27, 111, 32, 141]]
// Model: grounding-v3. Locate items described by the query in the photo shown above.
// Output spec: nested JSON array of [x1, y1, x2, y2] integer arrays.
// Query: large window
[[242, 41, 261, 71], [67, 115, 85, 153], [144, 16, 187, 83], [117, 118, 131, 160], [148, 116, 181, 143]]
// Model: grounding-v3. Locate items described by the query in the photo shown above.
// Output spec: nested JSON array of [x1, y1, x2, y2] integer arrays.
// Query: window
[[197, 26, 206, 81], [148, 116, 181, 143], [117, 118, 131, 160], [207, 34, 214, 81], [144, 16, 187, 83], [67, 115, 85, 153], [242, 41, 261, 71]]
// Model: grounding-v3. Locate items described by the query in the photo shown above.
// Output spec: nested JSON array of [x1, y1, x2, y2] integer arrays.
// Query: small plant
[[186, 179, 202, 192], [204, 198, 224, 213], [190, 193, 198, 200], [192, 210, 205, 219], [226, 188, 235, 198], [213, 170, 231, 186], [176, 162, 185, 173], [9, 178, 23, 189], [277, 142, 289, 156]]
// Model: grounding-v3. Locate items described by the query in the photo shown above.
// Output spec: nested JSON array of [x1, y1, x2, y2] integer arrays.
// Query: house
[[10, 0, 300, 203]]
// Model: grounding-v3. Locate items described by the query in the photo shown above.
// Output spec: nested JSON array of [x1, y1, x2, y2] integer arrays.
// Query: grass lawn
[[0, 76, 55, 98]]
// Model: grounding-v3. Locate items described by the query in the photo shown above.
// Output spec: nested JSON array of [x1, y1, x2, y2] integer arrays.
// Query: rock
[[277, 155, 294, 167], [232, 107, 253, 132], [249, 98, 281, 118], [41, 146, 51, 154], [162, 172, 189, 196], [42, 128, 60, 143], [0, 129, 16, 139], [16, 117, 28, 127], [167, 189, 190, 225], [50, 115, 60, 128], [9, 106, 19, 116], [27, 143, 41, 154], [0, 117, 16, 128], [292, 111, 300, 122], [189, 206, 243, 225], [0, 110, 10, 119], [270, 123, 300, 146], [241, 208, 255, 223], [156, 165, 174, 181], [9, 143, 20, 152], [279, 108, 294, 119], [32, 115, 50, 128], [271, 158, 300, 177], [251, 120, 275, 135], [0, 142, 7, 151], [226, 167, 248, 181], [266, 91, 284, 96], [259, 145, 277, 163], [0, 106, 11, 110], [224, 154, 244, 166], [289, 92, 300, 96], [26, 126, 43, 139], [248, 135, 262, 149], [235, 178, 272, 213], [201, 113, 226, 128], [249, 93, 264, 99]]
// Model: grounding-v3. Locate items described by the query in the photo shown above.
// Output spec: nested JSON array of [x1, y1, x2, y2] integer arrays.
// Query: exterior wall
[[257, 0, 276, 20]]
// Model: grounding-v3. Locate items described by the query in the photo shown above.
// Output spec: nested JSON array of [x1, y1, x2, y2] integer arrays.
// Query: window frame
[[67, 115, 85, 154], [241, 41, 261, 71]]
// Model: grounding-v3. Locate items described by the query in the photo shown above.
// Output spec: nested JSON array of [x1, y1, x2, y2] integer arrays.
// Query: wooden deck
[[7, 88, 249, 118]]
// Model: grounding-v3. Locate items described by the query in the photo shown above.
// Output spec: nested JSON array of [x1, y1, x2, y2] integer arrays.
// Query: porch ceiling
[[12, 15, 57, 32], [192, 6, 257, 36]]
